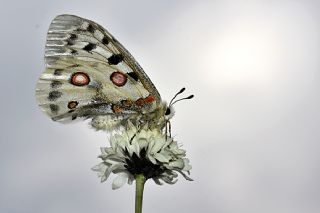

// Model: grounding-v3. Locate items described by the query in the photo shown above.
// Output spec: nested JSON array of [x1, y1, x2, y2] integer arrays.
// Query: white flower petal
[[139, 129, 148, 139], [127, 175, 135, 185], [112, 173, 128, 190], [91, 162, 106, 172], [168, 159, 184, 169], [103, 163, 123, 181], [137, 138, 148, 149], [147, 154, 157, 165], [172, 149, 186, 155], [110, 135, 117, 148], [127, 121, 137, 133], [153, 178, 163, 185], [147, 139, 155, 153], [163, 137, 174, 147], [176, 170, 193, 181], [161, 176, 178, 184], [183, 158, 192, 171], [154, 153, 169, 163], [150, 138, 165, 153], [131, 139, 141, 156]]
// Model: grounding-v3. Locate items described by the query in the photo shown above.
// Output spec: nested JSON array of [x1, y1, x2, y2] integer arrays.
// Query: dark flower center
[[124, 148, 166, 179]]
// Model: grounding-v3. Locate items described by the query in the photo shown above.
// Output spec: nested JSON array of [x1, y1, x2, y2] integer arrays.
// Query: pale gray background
[[1, 0, 320, 213]]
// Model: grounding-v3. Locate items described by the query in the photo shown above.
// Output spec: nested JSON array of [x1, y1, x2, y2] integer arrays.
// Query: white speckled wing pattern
[[36, 14, 161, 123]]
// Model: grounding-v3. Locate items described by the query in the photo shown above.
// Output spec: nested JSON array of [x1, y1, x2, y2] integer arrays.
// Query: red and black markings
[[71, 72, 90, 86], [144, 95, 155, 103], [135, 96, 155, 107], [120, 97, 153, 109], [68, 101, 78, 109], [108, 54, 123, 65], [110, 71, 127, 87], [112, 104, 123, 114]]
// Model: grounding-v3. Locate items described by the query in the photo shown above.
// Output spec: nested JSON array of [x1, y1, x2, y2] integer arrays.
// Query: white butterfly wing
[[36, 14, 161, 122]]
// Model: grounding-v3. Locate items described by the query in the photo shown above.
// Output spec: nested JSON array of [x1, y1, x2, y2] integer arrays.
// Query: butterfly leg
[[168, 120, 172, 138], [165, 121, 168, 140], [164, 120, 171, 140]]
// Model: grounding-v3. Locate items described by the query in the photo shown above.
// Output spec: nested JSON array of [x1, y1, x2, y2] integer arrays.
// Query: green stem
[[135, 174, 146, 213]]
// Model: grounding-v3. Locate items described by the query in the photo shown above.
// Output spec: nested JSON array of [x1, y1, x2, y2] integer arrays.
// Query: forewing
[[36, 14, 161, 122]]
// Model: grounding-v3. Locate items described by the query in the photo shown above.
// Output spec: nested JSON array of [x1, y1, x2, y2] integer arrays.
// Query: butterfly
[[36, 14, 193, 133]]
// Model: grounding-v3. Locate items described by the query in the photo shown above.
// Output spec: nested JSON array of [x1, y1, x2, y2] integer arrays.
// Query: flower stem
[[135, 174, 146, 213]]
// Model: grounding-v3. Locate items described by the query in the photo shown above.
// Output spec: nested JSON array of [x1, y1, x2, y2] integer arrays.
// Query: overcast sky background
[[1, 0, 320, 212]]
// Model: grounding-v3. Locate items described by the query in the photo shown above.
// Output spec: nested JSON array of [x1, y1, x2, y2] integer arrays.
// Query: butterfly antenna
[[171, 95, 194, 105], [169, 87, 186, 106]]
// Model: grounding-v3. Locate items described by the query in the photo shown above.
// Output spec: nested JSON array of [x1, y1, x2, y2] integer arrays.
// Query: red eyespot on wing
[[71, 72, 90, 86], [110, 71, 127, 87], [144, 95, 155, 103]]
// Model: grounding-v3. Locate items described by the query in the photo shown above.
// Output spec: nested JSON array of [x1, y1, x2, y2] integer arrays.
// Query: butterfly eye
[[164, 106, 175, 120], [165, 107, 171, 115]]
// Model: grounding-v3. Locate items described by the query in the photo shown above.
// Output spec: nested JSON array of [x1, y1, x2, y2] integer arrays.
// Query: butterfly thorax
[[137, 101, 168, 129]]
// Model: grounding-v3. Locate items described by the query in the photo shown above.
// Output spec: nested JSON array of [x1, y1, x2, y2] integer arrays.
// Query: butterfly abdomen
[[91, 115, 130, 131]]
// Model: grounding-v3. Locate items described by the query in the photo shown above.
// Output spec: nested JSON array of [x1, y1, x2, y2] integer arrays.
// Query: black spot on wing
[[102, 36, 109, 45], [66, 34, 77, 46], [108, 54, 123, 65], [83, 43, 96, 52], [48, 91, 62, 101], [71, 114, 78, 120], [69, 64, 80, 68], [67, 40, 75, 46], [128, 72, 139, 81], [49, 104, 59, 114], [69, 34, 77, 40], [54, 69, 63, 76], [51, 80, 62, 89], [75, 28, 85, 32], [87, 24, 95, 33], [71, 49, 78, 55]]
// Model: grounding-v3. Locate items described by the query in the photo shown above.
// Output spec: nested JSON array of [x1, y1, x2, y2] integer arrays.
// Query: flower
[[92, 122, 192, 189]]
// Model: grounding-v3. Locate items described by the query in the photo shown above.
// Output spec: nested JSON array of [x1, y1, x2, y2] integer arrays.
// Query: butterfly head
[[164, 104, 175, 120], [163, 87, 194, 121]]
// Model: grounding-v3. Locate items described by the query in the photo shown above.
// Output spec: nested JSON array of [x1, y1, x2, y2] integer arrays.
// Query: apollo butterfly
[[36, 14, 193, 132]]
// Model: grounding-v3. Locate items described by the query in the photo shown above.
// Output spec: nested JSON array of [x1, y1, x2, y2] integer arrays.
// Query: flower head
[[92, 122, 192, 189]]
